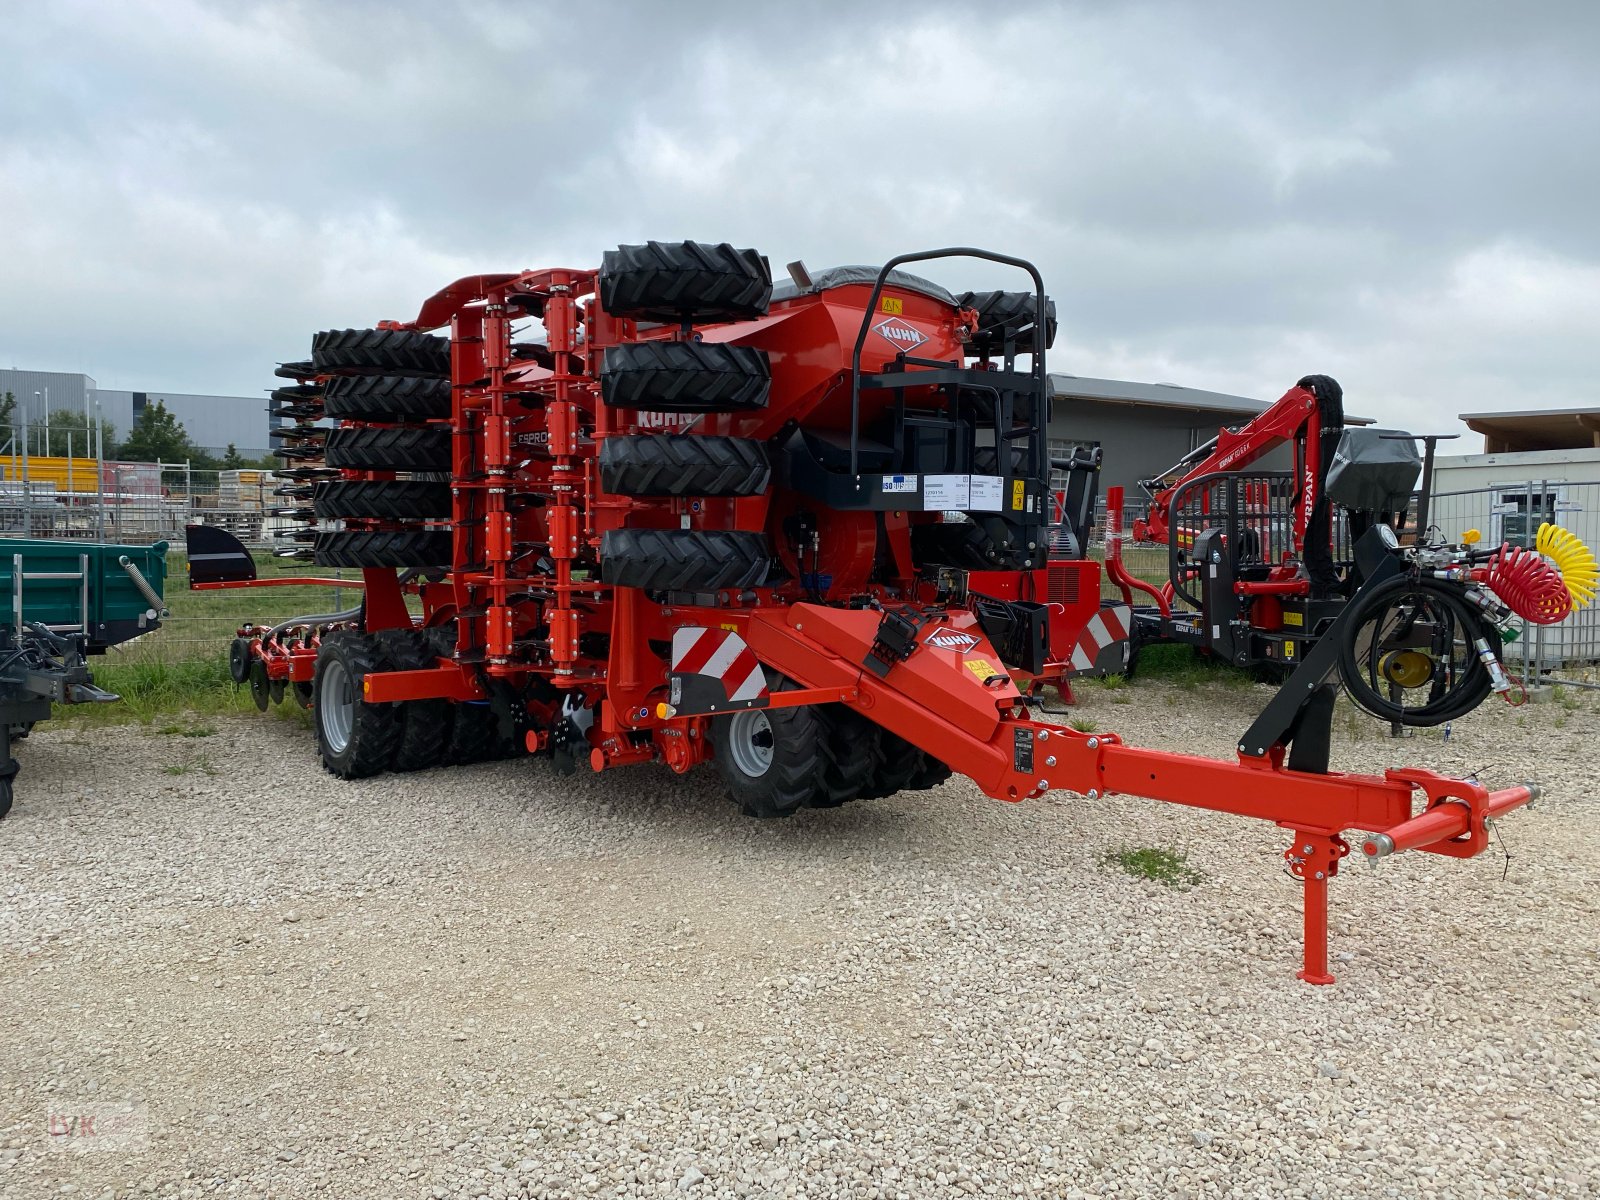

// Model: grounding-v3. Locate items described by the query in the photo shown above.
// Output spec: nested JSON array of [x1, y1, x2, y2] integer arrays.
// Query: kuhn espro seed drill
[[189, 243, 1596, 983]]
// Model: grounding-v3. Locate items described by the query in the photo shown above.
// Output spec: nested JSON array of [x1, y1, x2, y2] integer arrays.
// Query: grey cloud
[[0, 0, 1595, 446]]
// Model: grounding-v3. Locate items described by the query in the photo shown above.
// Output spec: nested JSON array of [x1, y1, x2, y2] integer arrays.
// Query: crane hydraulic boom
[[1133, 375, 1347, 593]]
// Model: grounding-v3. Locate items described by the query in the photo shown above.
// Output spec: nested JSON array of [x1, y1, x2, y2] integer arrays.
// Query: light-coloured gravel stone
[[0, 678, 1595, 1198]]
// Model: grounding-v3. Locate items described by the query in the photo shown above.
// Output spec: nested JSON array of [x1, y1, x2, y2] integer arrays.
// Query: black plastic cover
[[1325, 429, 1421, 513]]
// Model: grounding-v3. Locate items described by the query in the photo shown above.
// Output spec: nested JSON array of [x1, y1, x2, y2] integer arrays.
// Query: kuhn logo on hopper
[[873, 317, 928, 352], [926, 628, 980, 653]]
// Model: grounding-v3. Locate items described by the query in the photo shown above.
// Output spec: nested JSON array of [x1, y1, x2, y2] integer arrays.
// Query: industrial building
[[0, 368, 270, 459]]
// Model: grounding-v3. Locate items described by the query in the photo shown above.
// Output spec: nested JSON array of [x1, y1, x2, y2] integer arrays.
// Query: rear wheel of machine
[[322, 375, 452, 421], [314, 530, 451, 569], [311, 329, 451, 376], [446, 704, 501, 764], [248, 660, 271, 712], [313, 632, 402, 779], [810, 705, 877, 808], [373, 629, 452, 772], [314, 480, 452, 520], [421, 625, 514, 764], [710, 678, 825, 818], [600, 342, 770, 413], [598, 241, 771, 323], [599, 435, 770, 497], [600, 529, 769, 591], [325, 426, 452, 472]]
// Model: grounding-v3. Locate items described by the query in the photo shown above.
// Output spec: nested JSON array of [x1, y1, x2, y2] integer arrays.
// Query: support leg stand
[[1284, 831, 1349, 985]]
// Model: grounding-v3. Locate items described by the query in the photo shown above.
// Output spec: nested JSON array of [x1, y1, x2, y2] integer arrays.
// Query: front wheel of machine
[[710, 683, 825, 818], [313, 632, 402, 779]]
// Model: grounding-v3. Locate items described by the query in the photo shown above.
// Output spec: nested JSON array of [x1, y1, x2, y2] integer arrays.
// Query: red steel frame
[[209, 262, 1540, 985]]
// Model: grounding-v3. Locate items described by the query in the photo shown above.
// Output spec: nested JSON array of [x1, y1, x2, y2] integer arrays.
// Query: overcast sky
[[2, 0, 1596, 446]]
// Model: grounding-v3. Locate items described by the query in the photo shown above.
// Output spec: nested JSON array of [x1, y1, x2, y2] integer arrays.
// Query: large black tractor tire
[[314, 480, 452, 521], [600, 341, 770, 413], [956, 290, 1058, 354], [325, 426, 452, 473], [599, 241, 771, 323], [314, 530, 451, 569], [858, 729, 948, 800], [710, 677, 826, 818], [313, 631, 403, 780], [322, 374, 452, 422], [811, 705, 877, 809], [907, 753, 953, 791], [599, 435, 770, 497], [312, 329, 451, 377], [600, 529, 770, 591], [372, 629, 452, 773], [419, 625, 512, 764], [446, 703, 502, 764]]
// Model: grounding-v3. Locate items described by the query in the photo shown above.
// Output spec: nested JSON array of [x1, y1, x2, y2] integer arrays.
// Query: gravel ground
[[2, 679, 1596, 1199]]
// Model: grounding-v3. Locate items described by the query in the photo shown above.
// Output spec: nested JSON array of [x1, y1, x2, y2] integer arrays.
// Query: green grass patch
[[161, 755, 216, 777], [1068, 716, 1098, 733], [1104, 845, 1202, 889], [1133, 643, 1257, 690], [54, 656, 256, 726], [157, 722, 217, 738]]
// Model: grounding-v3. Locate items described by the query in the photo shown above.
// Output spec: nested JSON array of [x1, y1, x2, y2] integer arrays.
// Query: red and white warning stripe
[[671, 627, 769, 704], [1069, 604, 1131, 672]]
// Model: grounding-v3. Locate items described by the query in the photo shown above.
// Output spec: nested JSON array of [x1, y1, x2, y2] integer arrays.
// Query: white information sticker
[[880, 474, 918, 495], [968, 475, 1003, 512], [923, 475, 969, 510]]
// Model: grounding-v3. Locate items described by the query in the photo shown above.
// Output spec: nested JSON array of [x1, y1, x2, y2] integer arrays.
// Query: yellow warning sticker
[[720, 623, 739, 632], [1011, 479, 1026, 510], [964, 658, 997, 680], [1284, 641, 1295, 659], [881, 296, 904, 315], [1282, 610, 1304, 627]]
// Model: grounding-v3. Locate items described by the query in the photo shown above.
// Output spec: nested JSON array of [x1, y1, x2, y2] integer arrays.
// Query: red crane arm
[[1132, 383, 1321, 545]]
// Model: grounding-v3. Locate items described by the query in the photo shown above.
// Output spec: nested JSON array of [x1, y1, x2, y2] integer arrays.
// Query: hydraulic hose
[[1336, 575, 1500, 727]]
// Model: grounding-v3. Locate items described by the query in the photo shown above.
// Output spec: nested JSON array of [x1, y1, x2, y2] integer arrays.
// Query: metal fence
[[0, 463, 279, 546], [1094, 478, 1600, 675], [1425, 478, 1600, 674]]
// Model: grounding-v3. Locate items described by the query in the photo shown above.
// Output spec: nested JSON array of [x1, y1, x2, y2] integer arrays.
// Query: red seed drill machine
[[187, 243, 1597, 983]]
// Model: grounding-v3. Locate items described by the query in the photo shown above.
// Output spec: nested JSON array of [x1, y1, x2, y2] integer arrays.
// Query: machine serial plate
[[1013, 727, 1034, 773]]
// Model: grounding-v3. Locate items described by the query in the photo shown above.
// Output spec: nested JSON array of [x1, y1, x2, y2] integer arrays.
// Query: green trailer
[[0, 537, 169, 816]]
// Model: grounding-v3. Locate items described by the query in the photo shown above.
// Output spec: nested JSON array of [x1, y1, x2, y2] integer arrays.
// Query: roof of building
[[1461, 407, 1600, 453], [1050, 374, 1374, 425]]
